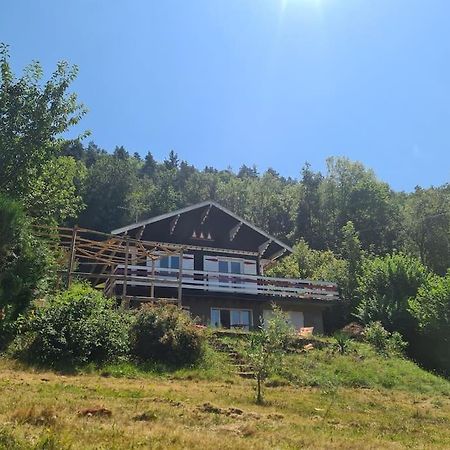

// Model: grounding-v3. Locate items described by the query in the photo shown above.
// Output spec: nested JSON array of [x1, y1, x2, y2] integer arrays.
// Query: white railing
[[110, 265, 339, 301]]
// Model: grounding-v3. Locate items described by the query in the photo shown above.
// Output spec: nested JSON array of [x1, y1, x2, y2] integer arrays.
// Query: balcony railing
[[109, 265, 339, 301]]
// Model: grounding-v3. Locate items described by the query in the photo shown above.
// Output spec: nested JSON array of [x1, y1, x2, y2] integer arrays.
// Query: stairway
[[210, 334, 255, 379]]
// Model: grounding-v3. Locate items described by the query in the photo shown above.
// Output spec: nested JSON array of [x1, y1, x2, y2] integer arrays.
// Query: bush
[[12, 283, 130, 366], [408, 271, 450, 375], [364, 321, 407, 357], [355, 252, 428, 337], [130, 303, 204, 366]]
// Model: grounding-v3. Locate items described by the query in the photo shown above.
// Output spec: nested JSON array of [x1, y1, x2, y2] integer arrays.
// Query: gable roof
[[111, 200, 293, 261]]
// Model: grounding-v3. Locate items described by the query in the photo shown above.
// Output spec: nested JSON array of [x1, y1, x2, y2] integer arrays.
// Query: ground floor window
[[211, 308, 252, 330]]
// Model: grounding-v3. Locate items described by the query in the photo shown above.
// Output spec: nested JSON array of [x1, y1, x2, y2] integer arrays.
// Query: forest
[[1, 46, 449, 376]]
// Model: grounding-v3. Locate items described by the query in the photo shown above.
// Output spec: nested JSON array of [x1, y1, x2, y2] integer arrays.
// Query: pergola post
[[150, 258, 155, 298], [67, 225, 78, 289], [122, 237, 130, 307]]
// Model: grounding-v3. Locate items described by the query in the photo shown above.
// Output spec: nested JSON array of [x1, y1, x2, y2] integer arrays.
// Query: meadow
[[0, 337, 449, 450]]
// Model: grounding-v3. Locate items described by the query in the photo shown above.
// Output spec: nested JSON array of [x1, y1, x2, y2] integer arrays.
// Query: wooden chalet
[[105, 201, 339, 333]]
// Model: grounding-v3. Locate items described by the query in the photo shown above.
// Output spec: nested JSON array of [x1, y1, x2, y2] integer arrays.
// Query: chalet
[[107, 201, 338, 333]]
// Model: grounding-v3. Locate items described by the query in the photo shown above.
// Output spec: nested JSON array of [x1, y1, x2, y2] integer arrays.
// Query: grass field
[[0, 339, 449, 449]]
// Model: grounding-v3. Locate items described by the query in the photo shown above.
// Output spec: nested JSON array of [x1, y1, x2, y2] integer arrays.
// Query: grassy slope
[[0, 340, 449, 449]]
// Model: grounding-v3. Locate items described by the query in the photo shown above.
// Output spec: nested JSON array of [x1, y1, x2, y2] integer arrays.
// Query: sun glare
[[281, 0, 324, 12]]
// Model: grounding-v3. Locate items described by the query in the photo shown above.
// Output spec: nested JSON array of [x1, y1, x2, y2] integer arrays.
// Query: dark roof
[[111, 200, 293, 261]]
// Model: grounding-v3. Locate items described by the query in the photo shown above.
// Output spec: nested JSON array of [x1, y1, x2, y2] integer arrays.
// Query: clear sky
[[2, 0, 450, 191]]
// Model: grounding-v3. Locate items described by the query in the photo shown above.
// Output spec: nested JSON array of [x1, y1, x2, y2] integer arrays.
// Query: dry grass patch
[[0, 358, 448, 449]]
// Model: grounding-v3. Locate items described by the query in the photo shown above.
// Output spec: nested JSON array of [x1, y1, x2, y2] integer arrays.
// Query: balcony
[[109, 265, 339, 302]]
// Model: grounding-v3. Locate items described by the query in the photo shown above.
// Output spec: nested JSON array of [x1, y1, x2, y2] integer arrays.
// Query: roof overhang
[[111, 201, 293, 261]]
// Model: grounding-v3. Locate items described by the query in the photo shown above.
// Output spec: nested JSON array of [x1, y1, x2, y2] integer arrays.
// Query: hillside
[[0, 338, 448, 449]]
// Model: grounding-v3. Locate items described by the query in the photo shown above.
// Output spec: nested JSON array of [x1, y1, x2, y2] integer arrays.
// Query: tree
[[141, 151, 157, 177], [295, 163, 325, 249], [0, 44, 87, 222], [25, 156, 86, 224], [355, 253, 428, 338], [402, 185, 450, 275], [339, 221, 363, 307], [0, 195, 55, 329], [409, 271, 450, 375], [78, 153, 140, 231], [244, 305, 295, 403]]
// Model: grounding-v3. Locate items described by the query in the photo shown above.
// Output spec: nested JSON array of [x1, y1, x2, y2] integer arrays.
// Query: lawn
[[0, 339, 449, 449]]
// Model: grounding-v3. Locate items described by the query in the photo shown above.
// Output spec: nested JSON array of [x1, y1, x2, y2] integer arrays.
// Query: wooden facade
[[37, 201, 339, 332]]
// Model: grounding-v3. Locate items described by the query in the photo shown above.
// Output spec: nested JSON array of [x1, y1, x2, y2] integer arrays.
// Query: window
[[217, 259, 243, 285], [159, 255, 180, 270], [210, 308, 252, 330], [158, 255, 181, 277]]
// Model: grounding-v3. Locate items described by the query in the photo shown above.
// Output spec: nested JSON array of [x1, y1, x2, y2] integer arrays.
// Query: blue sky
[[2, 0, 450, 191]]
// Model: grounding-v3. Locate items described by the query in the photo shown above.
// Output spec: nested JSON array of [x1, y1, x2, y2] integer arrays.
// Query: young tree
[[244, 305, 295, 403]]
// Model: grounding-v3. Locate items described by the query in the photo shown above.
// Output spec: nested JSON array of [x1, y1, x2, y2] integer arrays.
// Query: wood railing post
[[178, 248, 184, 307], [150, 258, 155, 298], [67, 225, 78, 289]]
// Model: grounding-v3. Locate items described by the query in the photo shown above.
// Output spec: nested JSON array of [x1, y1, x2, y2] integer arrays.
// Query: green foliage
[[363, 321, 407, 357], [244, 305, 295, 403], [0, 44, 87, 223], [409, 271, 450, 375], [355, 252, 429, 337], [0, 195, 55, 329], [333, 331, 351, 355], [130, 303, 204, 366], [402, 185, 450, 275], [12, 283, 130, 366]]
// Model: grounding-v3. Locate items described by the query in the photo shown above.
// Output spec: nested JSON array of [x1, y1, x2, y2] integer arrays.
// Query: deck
[[108, 265, 339, 301]]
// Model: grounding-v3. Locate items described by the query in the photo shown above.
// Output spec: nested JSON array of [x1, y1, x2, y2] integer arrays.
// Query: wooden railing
[[111, 266, 339, 301]]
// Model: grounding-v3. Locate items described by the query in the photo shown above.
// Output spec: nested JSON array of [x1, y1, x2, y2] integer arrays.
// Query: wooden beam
[[229, 221, 242, 241], [169, 214, 180, 235], [67, 225, 78, 288], [200, 204, 212, 225], [258, 239, 272, 256]]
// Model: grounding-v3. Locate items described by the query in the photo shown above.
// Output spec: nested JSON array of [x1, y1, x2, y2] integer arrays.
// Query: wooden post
[[67, 225, 78, 289], [122, 237, 130, 307], [178, 248, 184, 307], [151, 258, 155, 298]]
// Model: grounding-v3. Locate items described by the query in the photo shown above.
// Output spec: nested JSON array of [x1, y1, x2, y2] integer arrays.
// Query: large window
[[210, 308, 251, 330]]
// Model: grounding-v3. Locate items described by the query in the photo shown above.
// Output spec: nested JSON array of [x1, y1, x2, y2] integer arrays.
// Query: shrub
[[363, 321, 407, 357], [355, 252, 428, 337], [408, 271, 450, 375], [130, 303, 204, 366], [333, 331, 351, 355], [13, 283, 130, 366]]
